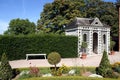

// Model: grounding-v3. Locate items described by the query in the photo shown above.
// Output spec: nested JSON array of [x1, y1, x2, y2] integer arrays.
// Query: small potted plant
[[110, 40, 115, 55], [81, 41, 88, 59]]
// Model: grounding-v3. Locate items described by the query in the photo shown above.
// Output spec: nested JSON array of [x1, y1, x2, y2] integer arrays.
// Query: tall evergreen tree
[[0, 53, 13, 80], [96, 51, 112, 77]]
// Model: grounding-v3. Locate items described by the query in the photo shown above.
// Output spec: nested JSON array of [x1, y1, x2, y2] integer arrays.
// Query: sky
[[0, 0, 116, 34]]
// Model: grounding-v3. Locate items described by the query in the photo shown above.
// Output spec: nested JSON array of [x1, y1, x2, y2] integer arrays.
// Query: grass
[[17, 67, 96, 80], [17, 67, 120, 80], [18, 66, 95, 74], [19, 67, 51, 74], [19, 76, 119, 80]]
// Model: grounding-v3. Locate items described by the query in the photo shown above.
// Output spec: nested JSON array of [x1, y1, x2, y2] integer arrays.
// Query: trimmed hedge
[[0, 34, 77, 60], [22, 76, 118, 80]]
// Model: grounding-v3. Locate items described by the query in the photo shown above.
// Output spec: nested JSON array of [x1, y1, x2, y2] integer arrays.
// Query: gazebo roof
[[65, 17, 110, 29]]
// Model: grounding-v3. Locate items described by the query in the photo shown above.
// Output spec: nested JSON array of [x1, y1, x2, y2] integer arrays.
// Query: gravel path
[[9, 52, 120, 68]]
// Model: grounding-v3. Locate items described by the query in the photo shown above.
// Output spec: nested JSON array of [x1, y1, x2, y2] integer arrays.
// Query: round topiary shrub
[[47, 52, 61, 70]]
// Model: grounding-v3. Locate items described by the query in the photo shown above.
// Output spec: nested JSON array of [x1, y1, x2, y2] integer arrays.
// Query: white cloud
[[0, 20, 8, 34]]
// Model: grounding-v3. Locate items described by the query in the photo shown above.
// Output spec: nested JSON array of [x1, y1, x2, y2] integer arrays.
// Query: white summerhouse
[[65, 17, 110, 56]]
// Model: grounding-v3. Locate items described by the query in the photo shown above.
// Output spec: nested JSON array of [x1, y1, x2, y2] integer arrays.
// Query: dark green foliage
[[114, 66, 120, 73], [48, 52, 61, 70], [105, 70, 119, 79], [37, 0, 86, 34], [38, 0, 118, 38], [12, 69, 20, 78], [110, 40, 116, 51], [4, 18, 36, 35], [81, 42, 87, 48], [96, 51, 112, 77], [81, 42, 88, 53], [0, 53, 13, 80], [112, 62, 120, 73], [0, 34, 77, 60]]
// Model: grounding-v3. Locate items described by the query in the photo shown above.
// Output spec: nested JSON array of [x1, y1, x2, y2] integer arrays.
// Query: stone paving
[[9, 52, 120, 68]]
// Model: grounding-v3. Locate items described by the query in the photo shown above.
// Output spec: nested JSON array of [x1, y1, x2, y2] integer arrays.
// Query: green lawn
[[19, 76, 119, 80], [17, 67, 120, 80], [19, 67, 51, 74]]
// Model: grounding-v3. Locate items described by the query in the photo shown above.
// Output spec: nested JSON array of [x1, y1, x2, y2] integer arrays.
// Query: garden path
[[9, 52, 120, 68]]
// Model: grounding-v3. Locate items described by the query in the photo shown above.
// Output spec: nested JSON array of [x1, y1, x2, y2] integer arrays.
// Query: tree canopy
[[4, 18, 36, 35], [37, 0, 118, 37]]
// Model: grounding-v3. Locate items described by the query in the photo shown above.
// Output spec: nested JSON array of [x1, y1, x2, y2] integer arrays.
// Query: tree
[[38, 0, 118, 38], [37, 0, 85, 34], [85, 0, 118, 37], [47, 52, 61, 70], [96, 51, 112, 77], [0, 53, 13, 80], [4, 18, 36, 35]]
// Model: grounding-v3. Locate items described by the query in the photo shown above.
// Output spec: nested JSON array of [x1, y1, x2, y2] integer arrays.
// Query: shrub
[[29, 66, 40, 77], [113, 66, 120, 73], [19, 68, 40, 80], [112, 62, 120, 73], [56, 64, 70, 76], [0, 34, 77, 60], [0, 53, 13, 80], [51, 69, 58, 76], [12, 68, 20, 78], [96, 51, 112, 78], [48, 52, 61, 71], [59, 64, 70, 74], [105, 70, 119, 78]]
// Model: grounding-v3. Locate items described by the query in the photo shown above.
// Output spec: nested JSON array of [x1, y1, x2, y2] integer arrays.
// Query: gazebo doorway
[[93, 33, 98, 54]]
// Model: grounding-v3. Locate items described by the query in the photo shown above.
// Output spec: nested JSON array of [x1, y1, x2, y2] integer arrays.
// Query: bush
[[50, 64, 70, 76], [113, 67, 120, 73], [48, 52, 61, 75], [12, 68, 20, 78], [56, 64, 70, 76], [105, 70, 119, 79], [0, 53, 13, 80], [29, 66, 40, 77], [59, 64, 70, 74], [0, 34, 77, 60], [96, 51, 112, 78], [112, 62, 120, 74]]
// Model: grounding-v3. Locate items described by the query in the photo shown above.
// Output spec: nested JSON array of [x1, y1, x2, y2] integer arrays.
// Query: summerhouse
[[65, 17, 110, 56]]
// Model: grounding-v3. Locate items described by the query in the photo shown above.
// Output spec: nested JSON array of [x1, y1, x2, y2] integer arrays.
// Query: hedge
[[0, 34, 77, 60], [22, 76, 118, 80]]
